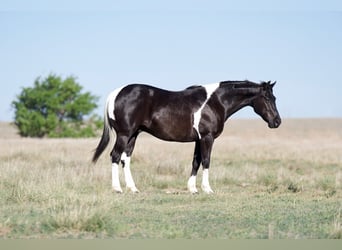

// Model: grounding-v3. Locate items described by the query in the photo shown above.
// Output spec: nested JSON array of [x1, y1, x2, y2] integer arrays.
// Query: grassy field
[[0, 119, 341, 239]]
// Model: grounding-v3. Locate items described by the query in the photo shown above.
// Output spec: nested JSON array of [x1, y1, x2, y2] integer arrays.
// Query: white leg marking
[[107, 86, 125, 120], [201, 169, 214, 194], [121, 153, 139, 193], [193, 83, 220, 139], [112, 163, 123, 193], [187, 175, 198, 194]]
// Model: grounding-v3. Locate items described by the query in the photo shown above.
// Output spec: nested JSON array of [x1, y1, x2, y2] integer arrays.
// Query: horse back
[[114, 84, 207, 141]]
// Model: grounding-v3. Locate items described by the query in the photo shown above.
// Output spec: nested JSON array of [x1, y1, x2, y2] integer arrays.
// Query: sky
[[1, 1, 342, 121]]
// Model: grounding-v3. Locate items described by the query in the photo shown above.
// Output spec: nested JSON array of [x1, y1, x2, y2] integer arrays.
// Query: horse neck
[[217, 84, 261, 120]]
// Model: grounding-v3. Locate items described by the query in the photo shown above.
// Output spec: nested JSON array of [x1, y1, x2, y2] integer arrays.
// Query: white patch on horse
[[107, 86, 125, 120], [121, 152, 139, 193], [112, 162, 123, 193], [187, 175, 198, 194], [201, 168, 214, 194], [193, 83, 220, 139]]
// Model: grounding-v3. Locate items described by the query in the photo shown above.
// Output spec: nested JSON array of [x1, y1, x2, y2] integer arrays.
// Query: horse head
[[252, 81, 281, 128]]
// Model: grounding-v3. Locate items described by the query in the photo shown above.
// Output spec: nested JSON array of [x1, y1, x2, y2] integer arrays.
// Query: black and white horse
[[92, 80, 281, 194]]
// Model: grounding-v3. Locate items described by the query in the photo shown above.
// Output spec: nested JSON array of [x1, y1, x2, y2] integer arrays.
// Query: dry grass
[[0, 119, 341, 238]]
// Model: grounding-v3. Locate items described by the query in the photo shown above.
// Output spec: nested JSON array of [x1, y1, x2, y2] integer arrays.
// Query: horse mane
[[186, 85, 201, 90], [220, 80, 261, 88], [186, 80, 272, 91], [219, 80, 271, 96]]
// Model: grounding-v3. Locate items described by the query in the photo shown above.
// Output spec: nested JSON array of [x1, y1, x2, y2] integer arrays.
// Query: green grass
[[0, 119, 341, 238], [1, 187, 341, 239]]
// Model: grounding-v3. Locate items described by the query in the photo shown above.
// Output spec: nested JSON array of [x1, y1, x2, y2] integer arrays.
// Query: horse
[[92, 80, 281, 194]]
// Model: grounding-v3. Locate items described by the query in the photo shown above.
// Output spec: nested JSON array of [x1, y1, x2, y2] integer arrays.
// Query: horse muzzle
[[268, 117, 281, 128]]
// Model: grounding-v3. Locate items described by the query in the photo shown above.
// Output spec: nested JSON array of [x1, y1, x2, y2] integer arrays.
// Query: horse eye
[[265, 94, 275, 102]]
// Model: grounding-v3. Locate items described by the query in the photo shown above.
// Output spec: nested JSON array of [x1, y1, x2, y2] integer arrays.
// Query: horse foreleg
[[187, 175, 198, 194], [188, 140, 201, 194], [202, 168, 213, 194], [200, 135, 214, 194]]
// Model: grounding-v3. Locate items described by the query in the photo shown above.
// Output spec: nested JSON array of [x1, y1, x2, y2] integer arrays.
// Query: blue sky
[[1, 1, 342, 121]]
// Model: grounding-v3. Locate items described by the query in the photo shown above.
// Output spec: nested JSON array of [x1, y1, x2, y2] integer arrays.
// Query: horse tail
[[92, 86, 125, 163], [92, 103, 112, 163]]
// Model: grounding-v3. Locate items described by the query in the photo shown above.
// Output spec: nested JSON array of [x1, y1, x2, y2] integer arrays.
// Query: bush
[[12, 74, 102, 138]]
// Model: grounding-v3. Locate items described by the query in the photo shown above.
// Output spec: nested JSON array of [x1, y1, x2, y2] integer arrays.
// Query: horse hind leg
[[111, 134, 129, 193], [111, 162, 123, 193], [121, 133, 139, 193]]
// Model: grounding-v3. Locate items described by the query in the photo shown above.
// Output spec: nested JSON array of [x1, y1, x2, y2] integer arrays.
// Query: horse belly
[[147, 111, 196, 142]]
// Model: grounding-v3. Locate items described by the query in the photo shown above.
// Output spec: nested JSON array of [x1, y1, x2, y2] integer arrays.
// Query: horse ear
[[261, 81, 269, 90], [271, 81, 276, 87]]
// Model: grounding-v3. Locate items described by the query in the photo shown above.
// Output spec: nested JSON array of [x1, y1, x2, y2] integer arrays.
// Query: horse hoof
[[112, 187, 123, 194], [189, 188, 199, 195], [201, 185, 214, 194], [128, 187, 140, 193], [188, 184, 198, 194]]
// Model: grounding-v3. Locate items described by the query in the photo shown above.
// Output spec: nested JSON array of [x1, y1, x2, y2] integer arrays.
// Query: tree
[[12, 74, 102, 137]]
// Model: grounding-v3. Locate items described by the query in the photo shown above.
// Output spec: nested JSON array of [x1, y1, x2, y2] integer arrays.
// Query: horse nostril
[[275, 117, 281, 127]]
